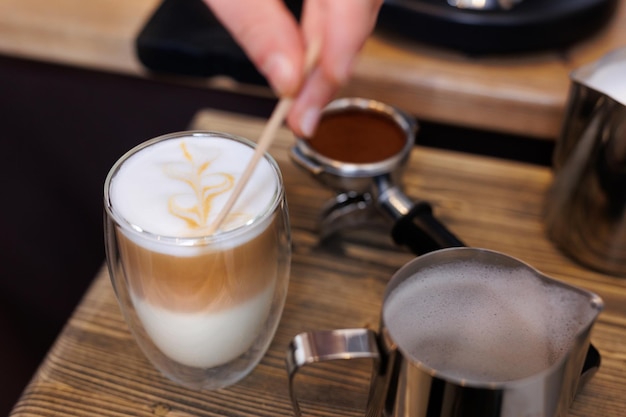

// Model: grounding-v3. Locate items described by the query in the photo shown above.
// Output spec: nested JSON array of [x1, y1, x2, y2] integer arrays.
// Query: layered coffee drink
[[105, 131, 290, 388], [383, 257, 597, 383]]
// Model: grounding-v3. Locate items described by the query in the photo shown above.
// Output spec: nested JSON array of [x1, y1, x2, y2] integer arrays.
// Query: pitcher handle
[[578, 343, 601, 394], [286, 328, 380, 417]]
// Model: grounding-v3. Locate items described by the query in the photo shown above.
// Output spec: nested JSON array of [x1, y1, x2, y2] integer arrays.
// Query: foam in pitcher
[[384, 260, 596, 383], [583, 58, 626, 106]]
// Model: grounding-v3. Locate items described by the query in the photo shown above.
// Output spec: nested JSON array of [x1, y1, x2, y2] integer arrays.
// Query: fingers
[[287, 66, 335, 138], [303, 0, 382, 85], [203, 0, 383, 138], [203, 0, 305, 96], [288, 0, 383, 137]]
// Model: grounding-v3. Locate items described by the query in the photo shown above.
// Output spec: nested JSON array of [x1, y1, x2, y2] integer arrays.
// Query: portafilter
[[290, 97, 464, 255]]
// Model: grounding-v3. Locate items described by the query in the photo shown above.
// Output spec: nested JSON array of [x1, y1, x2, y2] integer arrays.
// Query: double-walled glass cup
[[104, 131, 291, 390]]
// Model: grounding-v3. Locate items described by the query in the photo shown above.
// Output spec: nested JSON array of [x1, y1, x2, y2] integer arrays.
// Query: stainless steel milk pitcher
[[546, 47, 626, 276], [286, 248, 603, 417]]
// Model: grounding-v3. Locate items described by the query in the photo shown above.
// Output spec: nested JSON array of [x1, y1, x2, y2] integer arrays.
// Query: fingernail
[[262, 53, 296, 96], [333, 56, 353, 85], [300, 107, 320, 138]]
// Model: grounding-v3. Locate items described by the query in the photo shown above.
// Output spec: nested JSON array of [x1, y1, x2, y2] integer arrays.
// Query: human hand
[[202, 0, 383, 137]]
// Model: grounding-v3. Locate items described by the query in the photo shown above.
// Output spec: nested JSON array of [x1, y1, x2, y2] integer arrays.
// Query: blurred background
[[1, 0, 622, 413]]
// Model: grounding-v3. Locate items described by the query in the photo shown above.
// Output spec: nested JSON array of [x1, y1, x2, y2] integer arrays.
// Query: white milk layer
[[110, 134, 279, 255], [133, 283, 275, 368]]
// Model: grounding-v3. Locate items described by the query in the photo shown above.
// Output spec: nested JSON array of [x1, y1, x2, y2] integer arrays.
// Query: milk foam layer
[[133, 284, 275, 368], [584, 59, 626, 105], [384, 261, 596, 383], [110, 134, 279, 255]]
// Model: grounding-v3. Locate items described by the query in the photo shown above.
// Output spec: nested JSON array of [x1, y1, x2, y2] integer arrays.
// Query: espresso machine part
[[377, 0, 618, 55], [448, 0, 523, 11], [290, 97, 464, 255]]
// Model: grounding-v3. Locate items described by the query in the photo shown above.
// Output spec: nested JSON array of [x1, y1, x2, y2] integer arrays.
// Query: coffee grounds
[[307, 109, 406, 163]]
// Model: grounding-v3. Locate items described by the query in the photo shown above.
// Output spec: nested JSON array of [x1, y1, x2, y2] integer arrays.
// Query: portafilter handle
[[374, 175, 465, 255]]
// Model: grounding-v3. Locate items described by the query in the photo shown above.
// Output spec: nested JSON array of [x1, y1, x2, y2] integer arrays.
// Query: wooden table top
[[10, 110, 626, 416], [1, 0, 625, 139]]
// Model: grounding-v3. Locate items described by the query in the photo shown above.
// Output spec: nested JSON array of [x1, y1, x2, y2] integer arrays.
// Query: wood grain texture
[[10, 110, 626, 416], [0, 0, 625, 138]]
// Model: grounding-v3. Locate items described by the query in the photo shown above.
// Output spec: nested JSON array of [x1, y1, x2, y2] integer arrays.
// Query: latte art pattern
[[111, 135, 277, 242], [165, 141, 237, 231]]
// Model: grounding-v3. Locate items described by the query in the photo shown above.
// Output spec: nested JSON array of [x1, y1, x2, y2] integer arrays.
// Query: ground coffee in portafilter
[[307, 109, 407, 163]]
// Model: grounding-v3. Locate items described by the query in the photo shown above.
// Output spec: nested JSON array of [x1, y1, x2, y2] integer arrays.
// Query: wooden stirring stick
[[207, 40, 322, 234]]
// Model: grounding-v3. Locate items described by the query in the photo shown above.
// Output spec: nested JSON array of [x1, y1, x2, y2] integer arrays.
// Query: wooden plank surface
[[0, 0, 159, 74], [10, 110, 626, 416], [1, 0, 625, 138]]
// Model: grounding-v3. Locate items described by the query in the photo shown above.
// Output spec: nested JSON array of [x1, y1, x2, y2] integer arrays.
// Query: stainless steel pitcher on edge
[[286, 248, 603, 417], [546, 46, 626, 276]]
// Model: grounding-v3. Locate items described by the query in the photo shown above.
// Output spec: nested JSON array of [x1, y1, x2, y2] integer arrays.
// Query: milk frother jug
[[545, 47, 626, 276], [287, 248, 603, 417]]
